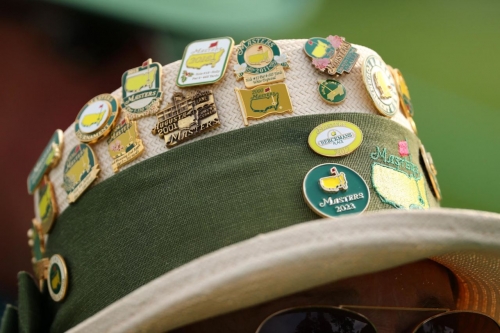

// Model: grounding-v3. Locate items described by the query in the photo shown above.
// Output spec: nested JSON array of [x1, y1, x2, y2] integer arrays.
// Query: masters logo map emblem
[[152, 91, 220, 147], [75, 94, 120, 143], [317, 79, 347, 104], [107, 117, 144, 172], [308, 121, 363, 157], [62, 144, 100, 203], [27, 129, 64, 194], [234, 83, 293, 126], [34, 176, 58, 234], [303, 163, 370, 218], [304, 35, 359, 75], [177, 37, 234, 87], [362, 55, 399, 117], [234, 37, 289, 88], [122, 59, 163, 119], [370, 140, 430, 209], [47, 254, 68, 302]]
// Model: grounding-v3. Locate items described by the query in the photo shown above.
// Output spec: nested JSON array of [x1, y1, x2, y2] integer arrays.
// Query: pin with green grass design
[[317, 79, 346, 104]]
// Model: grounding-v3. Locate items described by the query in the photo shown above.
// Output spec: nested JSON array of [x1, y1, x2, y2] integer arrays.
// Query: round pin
[[303, 163, 370, 218], [62, 144, 100, 203], [317, 80, 347, 104], [362, 55, 399, 117], [420, 144, 441, 201], [47, 254, 68, 302], [391, 67, 414, 118], [75, 94, 120, 143], [308, 121, 363, 157]]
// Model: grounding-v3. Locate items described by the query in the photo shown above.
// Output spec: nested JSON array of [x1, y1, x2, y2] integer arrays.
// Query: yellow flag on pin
[[234, 83, 293, 126]]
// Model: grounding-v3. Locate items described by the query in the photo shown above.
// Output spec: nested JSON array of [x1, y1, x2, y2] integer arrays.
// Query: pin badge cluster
[[362, 54, 399, 117], [27, 220, 69, 301], [177, 37, 234, 87], [122, 59, 163, 119]]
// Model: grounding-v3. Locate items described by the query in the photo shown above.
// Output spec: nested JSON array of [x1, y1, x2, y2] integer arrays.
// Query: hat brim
[[67, 208, 500, 333]]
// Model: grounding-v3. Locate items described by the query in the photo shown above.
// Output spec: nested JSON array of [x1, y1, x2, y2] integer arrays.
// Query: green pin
[[317, 79, 347, 104]]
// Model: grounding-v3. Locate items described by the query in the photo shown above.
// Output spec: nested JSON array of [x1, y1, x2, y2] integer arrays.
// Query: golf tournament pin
[[28, 220, 46, 290], [234, 37, 289, 88], [47, 254, 68, 302], [308, 121, 363, 157], [152, 91, 220, 147], [27, 129, 64, 194], [122, 59, 163, 119], [390, 67, 414, 118], [303, 163, 370, 218], [28, 219, 45, 264], [75, 94, 120, 143], [234, 83, 293, 126], [304, 35, 359, 75], [317, 80, 346, 104], [362, 55, 399, 117], [177, 37, 234, 87], [33, 176, 58, 234], [62, 144, 100, 203], [107, 117, 144, 172], [420, 144, 441, 201]]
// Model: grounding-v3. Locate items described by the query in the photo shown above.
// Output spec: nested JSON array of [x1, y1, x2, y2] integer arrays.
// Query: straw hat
[[5, 39, 499, 333]]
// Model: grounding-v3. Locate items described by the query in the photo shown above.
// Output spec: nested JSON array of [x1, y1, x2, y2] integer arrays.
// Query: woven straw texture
[[47, 40, 413, 215]]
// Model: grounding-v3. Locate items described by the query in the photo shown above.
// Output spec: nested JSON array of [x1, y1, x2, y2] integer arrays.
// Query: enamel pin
[[304, 36, 359, 75], [234, 83, 293, 126], [62, 144, 100, 203], [28, 219, 46, 290], [152, 91, 220, 147], [317, 80, 346, 104], [370, 141, 429, 209], [303, 163, 370, 218], [33, 176, 58, 234], [107, 117, 144, 172], [47, 254, 69, 302], [390, 67, 414, 118], [420, 144, 441, 201], [308, 121, 363, 157], [27, 130, 64, 194], [362, 55, 399, 117], [122, 59, 163, 119], [234, 37, 289, 88], [177, 37, 234, 87], [75, 94, 120, 143]]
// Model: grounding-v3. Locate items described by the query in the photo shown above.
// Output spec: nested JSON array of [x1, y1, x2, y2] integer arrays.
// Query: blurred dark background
[[1, 0, 499, 317]]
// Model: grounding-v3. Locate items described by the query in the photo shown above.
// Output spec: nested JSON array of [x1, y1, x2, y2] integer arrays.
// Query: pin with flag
[[234, 83, 293, 126]]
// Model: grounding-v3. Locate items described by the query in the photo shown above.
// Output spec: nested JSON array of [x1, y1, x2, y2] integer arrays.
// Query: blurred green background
[[1, 0, 499, 317]]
